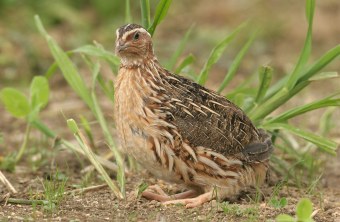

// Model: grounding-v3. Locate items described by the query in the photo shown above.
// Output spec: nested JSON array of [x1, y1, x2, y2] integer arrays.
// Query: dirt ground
[[1, 1, 340, 221]]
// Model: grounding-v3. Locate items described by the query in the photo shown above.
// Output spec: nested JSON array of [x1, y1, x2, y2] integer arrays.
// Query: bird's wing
[[163, 74, 272, 162]]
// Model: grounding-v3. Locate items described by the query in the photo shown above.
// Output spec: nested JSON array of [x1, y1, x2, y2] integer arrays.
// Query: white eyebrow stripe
[[124, 24, 132, 31], [121, 28, 150, 40], [115, 29, 120, 39]]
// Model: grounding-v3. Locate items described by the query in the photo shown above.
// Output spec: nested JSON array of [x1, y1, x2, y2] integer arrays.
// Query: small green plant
[[221, 202, 259, 220], [42, 171, 68, 212], [0, 153, 16, 172], [268, 180, 288, 209], [136, 182, 149, 198], [0, 76, 50, 165], [270, 197, 288, 209], [276, 198, 314, 222]]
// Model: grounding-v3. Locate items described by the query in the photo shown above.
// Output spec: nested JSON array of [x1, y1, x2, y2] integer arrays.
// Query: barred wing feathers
[[163, 73, 272, 163]]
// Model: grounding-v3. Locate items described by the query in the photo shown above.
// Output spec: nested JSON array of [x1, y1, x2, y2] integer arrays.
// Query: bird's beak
[[116, 40, 128, 54]]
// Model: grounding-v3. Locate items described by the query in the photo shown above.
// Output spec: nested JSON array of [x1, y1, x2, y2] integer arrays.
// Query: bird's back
[[158, 70, 272, 162]]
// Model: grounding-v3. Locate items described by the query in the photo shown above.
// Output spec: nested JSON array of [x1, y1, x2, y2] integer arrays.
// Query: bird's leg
[[142, 185, 170, 202], [142, 185, 197, 202], [163, 191, 214, 208]]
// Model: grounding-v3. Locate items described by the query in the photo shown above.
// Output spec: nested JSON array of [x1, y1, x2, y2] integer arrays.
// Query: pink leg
[[142, 185, 197, 202], [163, 191, 214, 208]]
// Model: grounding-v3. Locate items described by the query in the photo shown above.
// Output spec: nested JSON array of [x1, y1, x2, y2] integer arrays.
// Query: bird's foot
[[142, 185, 197, 202], [163, 191, 213, 208]]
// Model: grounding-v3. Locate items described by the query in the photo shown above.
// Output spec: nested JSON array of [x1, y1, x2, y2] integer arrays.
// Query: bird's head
[[115, 24, 155, 66]]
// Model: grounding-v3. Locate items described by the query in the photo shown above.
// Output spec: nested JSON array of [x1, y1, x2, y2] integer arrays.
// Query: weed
[[276, 198, 315, 222], [67, 119, 123, 199], [0, 152, 16, 172], [268, 180, 288, 209], [0, 76, 50, 165], [41, 171, 68, 212], [136, 182, 149, 198], [221, 202, 259, 221]]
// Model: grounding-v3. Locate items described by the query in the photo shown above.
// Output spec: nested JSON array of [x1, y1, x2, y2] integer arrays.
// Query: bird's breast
[[114, 68, 163, 160]]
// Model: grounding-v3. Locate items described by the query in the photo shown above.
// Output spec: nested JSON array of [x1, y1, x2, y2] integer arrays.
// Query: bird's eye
[[133, 32, 140, 40]]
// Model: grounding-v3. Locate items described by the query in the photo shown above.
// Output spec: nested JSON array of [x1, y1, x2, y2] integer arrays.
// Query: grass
[[220, 202, 260, 221], [41, 171, 68, 212], [0, 0, 339, 220]]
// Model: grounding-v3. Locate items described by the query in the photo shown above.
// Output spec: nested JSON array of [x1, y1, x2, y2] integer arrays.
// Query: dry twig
[[0, 170, 17, 194]]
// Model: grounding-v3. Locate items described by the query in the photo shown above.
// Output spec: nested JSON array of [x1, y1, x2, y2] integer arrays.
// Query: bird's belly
[[120, 122, 181, 183]]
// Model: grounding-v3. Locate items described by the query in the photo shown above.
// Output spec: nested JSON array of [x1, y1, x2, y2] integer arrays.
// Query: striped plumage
[[114, 24, 273, 207]]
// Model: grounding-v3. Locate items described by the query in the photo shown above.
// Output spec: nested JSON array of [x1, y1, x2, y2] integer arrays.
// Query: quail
[[114, 24, 273, 208]]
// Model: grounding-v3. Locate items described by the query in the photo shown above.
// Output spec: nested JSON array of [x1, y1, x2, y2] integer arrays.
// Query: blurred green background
[[1, 0, 339, 88]]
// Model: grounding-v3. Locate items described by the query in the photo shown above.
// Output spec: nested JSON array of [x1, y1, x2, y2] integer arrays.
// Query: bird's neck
[[119, 53, 158, 68], [119, 57, 167, 78]]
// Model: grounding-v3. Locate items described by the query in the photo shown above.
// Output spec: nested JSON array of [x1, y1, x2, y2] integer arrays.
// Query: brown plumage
[[114, 24, 273, 208]]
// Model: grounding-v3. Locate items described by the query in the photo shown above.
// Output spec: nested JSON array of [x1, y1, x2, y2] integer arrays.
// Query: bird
[[114, 24, 273, 208]]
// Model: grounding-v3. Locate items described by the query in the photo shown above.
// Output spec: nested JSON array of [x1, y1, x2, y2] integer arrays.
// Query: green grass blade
[[250, 45, 340, 122], [44, 62, 58, 79], [97, 75, 115, 103], [249, 87, 290, 122], [140, 0, 150, 28], [255, 66, 273, 103], [90, 89, 125, 194], [35, 15, 93, 109], [174, 54, 195, 74], [73, 45, 120, 67], [265, 45, 339, 101], [319, 108, 336, 136], [125, 0, 132, 23], [285, 0, 315, 89], [166, 25, 194, 70], [197, 22, 246, 85], [263, 123, 337, 155], [267, 93, 340, 123], [91, 62, 101, 89], [297, 45, 340, 84], [227, 88, 256, 103], [31, 119, 56, 138], [262, 46, 340, 117], [217, 31, 256, 92], [148, 0, 172, 36], [262, 75, 288, 103], [67, 119, 124, 199], [309, 71, 338, 81], [31, 119, 118, 171], [226, 70, 257, 97]]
